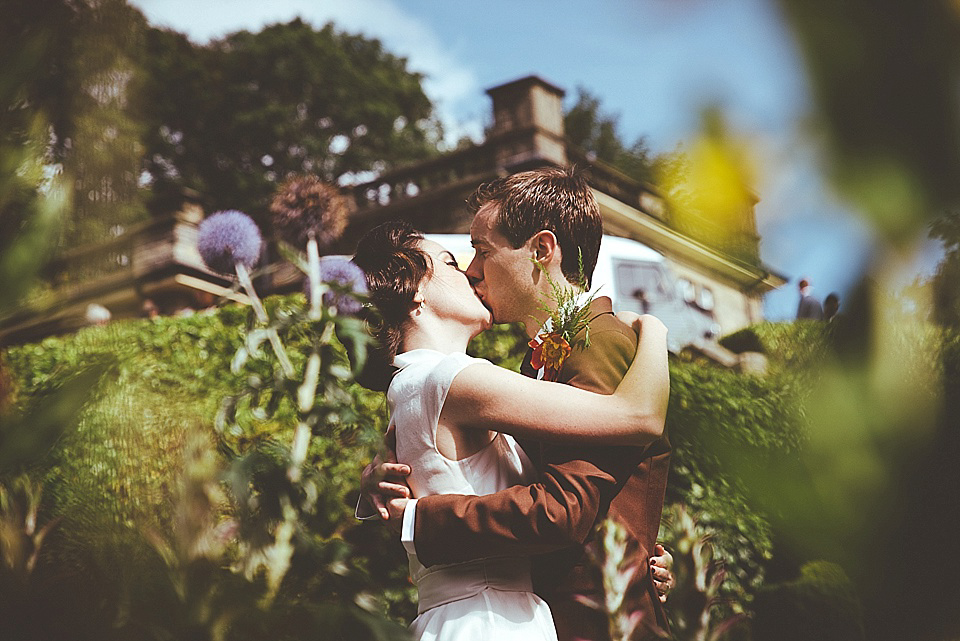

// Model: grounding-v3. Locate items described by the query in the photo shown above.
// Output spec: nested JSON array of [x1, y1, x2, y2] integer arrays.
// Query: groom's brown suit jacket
[[412, 298, 671, 641]]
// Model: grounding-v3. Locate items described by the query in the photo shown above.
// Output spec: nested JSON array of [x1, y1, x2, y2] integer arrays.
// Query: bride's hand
[[616, 312, 668, 338], [650, 544, 675, 603]]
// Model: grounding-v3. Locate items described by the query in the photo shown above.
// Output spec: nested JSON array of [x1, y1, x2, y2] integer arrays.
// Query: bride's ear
[[412, 288, 426, 315]]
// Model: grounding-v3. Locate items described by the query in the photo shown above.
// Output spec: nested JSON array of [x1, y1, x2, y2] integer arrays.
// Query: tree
[[135, 19, 443, 217], [63, 0, 146, 247], [3, 6, 444, 293], [1, 0, 148, 254], [563, 87, 658, 184], [1, 0, 150, 302], [0, 0, 145, 264]]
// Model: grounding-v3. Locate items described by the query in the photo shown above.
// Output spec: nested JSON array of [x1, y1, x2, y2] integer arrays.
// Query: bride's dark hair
[[352, 220, 431, 390]]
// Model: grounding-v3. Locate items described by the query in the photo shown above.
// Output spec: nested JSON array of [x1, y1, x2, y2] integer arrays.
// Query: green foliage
[[928, 209, 960, 328], [0, 355, 116, 475], [720, 321, 833, 370], [466, 322, 529, 373], [764, 3, 960, 629], [941, 324, 960, 387], [0, 0, 74, 312], [5, 313, 246, 566], [664, 357, 806, 600], [1, 0, 149, 255], [4, 4, 445, 285], [777, 0, 960, 235], [716, 320, 960, 640], [60, 0, 147, 250], [2, 298, 410, 639], [751, 561, 864, 641], [136, 19, 441, 215], [10, 306, 925, 639], [658, 505, 748, 641]]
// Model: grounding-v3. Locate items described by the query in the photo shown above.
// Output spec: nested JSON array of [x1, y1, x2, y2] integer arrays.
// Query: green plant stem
[[288, 422, 310, 483], [307, 236, 322, 320], [235, 263, 295, 378]]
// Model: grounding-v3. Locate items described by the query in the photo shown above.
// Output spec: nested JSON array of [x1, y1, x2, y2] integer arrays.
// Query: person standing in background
[[796, 278, 824, 320], [823, 292, 840, 322]]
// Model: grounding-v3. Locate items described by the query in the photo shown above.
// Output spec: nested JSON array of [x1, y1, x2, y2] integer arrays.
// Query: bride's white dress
[[389, 349, 558, 641]]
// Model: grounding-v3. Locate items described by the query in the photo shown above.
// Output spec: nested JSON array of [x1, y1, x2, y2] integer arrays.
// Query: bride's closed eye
[[440, 251, 460, 270]]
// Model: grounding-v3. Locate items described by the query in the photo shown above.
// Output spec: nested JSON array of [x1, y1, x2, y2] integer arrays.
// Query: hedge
[[2, 303, 412, 639], [1, 307, 834, 638]]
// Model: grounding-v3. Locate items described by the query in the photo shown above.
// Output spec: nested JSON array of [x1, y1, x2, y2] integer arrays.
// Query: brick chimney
[[486, 75, 567, 168]]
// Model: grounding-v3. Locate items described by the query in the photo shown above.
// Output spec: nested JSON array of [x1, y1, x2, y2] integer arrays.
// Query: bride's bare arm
[[441, 315, 669, 446]]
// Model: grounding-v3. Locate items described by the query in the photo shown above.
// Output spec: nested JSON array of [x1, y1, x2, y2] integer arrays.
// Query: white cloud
[[131, 0, 483, 143]]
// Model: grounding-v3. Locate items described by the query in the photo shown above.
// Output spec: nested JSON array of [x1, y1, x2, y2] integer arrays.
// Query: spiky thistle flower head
[[270, 175, 348, 250], [197, 210, 263, 275], [304, 256, 368, 316]]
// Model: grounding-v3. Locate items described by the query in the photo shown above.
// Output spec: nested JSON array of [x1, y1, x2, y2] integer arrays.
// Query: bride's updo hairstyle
[[351, 220, 431, 391]]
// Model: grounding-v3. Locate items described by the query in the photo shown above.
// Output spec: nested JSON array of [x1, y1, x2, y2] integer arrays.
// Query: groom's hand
[[360, 458, 411, 520]]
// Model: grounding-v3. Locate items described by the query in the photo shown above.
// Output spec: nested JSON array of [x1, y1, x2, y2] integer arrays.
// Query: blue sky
[[130, 0, 943, 320]]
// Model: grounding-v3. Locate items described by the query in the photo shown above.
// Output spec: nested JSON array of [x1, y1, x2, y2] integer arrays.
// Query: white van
[[424, 233, 720, 353]]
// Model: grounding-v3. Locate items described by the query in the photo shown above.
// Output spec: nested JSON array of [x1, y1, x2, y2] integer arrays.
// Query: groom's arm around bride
[[369, 306, 672, 641], [409, 304, 673, 640]]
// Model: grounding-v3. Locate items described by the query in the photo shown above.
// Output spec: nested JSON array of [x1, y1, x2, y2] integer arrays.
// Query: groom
[[364, 167, 672, 640]]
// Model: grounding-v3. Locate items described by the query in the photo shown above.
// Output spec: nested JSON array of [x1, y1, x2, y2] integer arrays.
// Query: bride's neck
[[401, 316, 472, 354]]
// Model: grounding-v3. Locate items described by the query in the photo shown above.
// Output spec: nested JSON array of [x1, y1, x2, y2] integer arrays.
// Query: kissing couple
[[355, 167, 674, 641]]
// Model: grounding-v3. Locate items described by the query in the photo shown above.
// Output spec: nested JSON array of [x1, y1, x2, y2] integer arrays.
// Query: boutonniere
[[529, 259, 596, 381]]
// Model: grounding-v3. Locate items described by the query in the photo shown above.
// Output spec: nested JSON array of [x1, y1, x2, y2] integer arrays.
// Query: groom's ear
[[529, 230, 559, 266]]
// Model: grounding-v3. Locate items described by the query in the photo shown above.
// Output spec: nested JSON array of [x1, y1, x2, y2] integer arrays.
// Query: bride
[[352, 220, 669, 641]]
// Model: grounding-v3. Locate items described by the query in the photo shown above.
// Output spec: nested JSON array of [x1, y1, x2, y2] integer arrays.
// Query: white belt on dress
[[416, 557, 534, 614]]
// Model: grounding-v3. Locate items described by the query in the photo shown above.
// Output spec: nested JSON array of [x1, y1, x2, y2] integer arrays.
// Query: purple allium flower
[[305, 256, 368, 315], [197, 210, 263, 275], [270, 175, 348, 250]]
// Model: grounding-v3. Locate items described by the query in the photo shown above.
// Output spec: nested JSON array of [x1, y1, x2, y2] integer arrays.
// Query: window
[[677, 278, 697, 304], [614, 261, 666, 303], [697, 286, 715, 312]]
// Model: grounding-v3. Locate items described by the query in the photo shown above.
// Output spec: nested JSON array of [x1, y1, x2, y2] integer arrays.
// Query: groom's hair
[[468, 167, 603, 289]]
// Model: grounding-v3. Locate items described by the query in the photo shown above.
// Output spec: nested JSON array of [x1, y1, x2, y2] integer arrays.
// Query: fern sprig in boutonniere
[[528, 255, 597, 381]]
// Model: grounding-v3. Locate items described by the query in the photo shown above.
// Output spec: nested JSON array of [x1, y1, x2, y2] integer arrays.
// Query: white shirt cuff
[[401, 498, 419, 555]]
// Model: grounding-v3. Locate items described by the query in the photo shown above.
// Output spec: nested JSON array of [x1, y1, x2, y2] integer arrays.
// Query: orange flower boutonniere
[[529, 332, 573, 381], [528, 256, 597, 382]]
